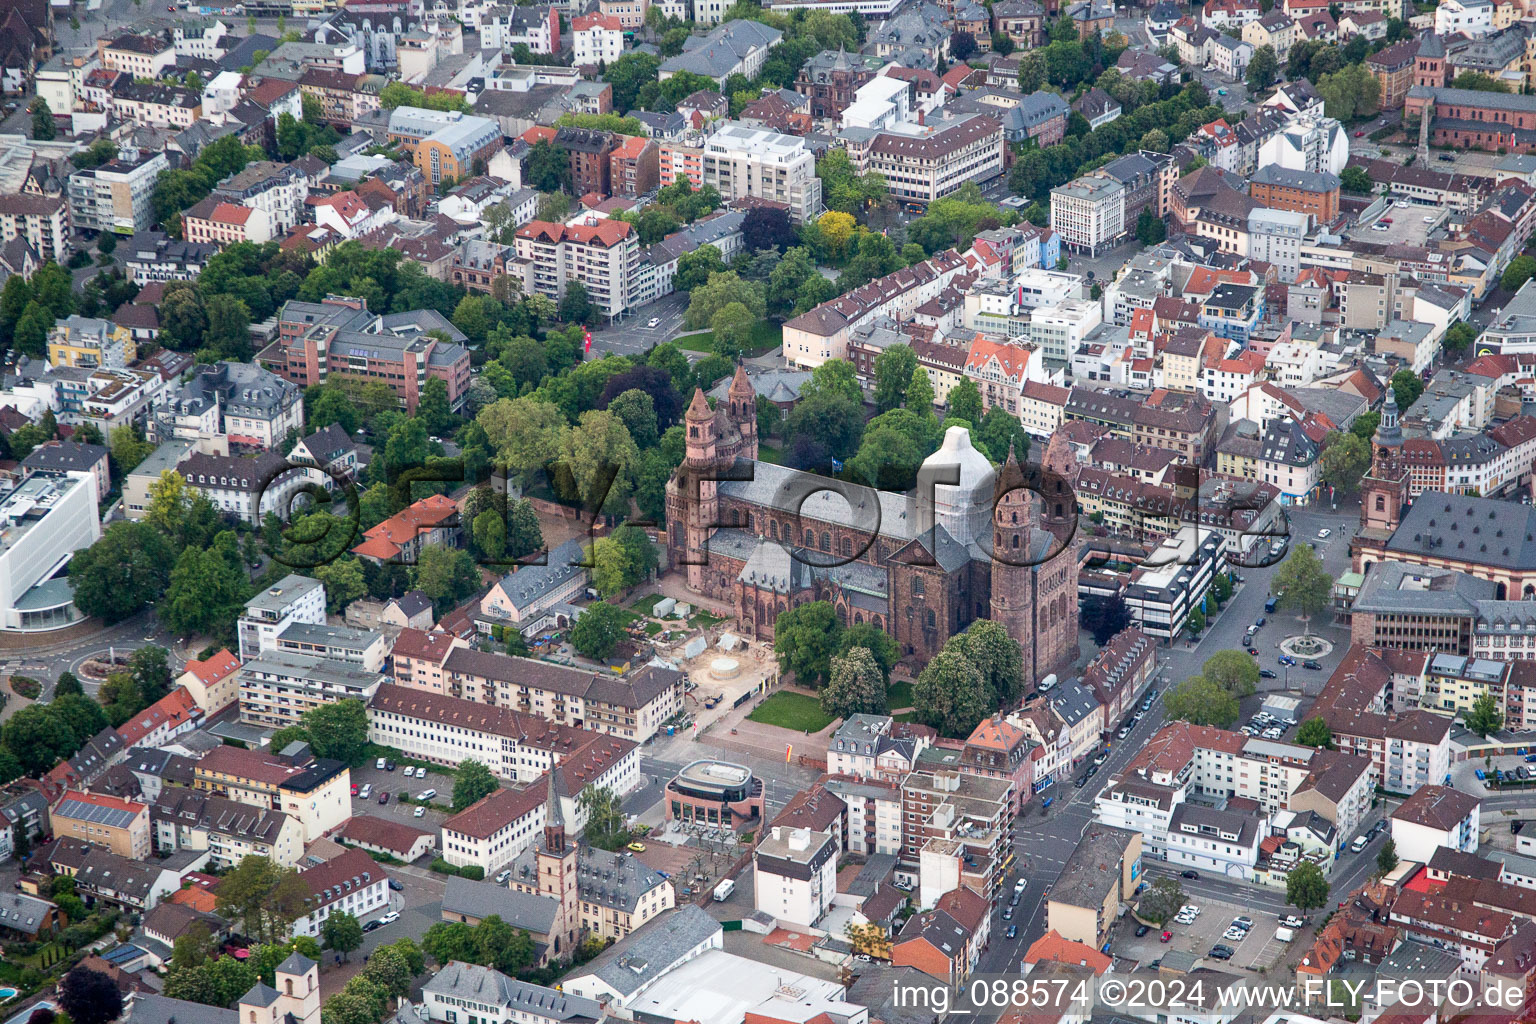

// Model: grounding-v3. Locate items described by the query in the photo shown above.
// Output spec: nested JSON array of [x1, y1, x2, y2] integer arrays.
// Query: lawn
[[676, 332, 715, 353], [631, 593, 665, 615], [758, 444, 783, 465], [689, 609, 726, 628], [886, 679, 914, 710], [893, 710, 920, 724], [747, 692, 835, 733], [644, 622, 664, 636]]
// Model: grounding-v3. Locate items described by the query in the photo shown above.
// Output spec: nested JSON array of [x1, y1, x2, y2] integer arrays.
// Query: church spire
[[544, 765, 566, 854]]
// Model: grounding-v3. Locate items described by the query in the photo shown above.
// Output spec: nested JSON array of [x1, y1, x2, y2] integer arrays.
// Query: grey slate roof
[[1250, 164, 1341, 192], [659, 19, 782, 80], [127, 994, 238, 1024], [490, 536, 587, 612], [240, 983, 282, 1009], [1352, 561, 1497, 616], [425, 961, 601, 1023], [570, 905, 721, 999], [441, 877, 561, 934], [1386, 491, 1536, 571]]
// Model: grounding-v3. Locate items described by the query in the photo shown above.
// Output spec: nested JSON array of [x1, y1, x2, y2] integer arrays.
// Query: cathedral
[[664, 368, 1083, 680]]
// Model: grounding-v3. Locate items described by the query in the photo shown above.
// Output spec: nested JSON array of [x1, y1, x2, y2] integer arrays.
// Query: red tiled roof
[[116, 687, 201, 746], [352, 494, 459, 561], [442, 778, 547, 840], [182, 649, 239, 684]]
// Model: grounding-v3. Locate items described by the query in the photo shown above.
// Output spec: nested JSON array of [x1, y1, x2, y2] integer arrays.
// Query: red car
[[1355, 130, 1364, 137], [1160, 931, 1173, 942], [351, 783, 359, 796]]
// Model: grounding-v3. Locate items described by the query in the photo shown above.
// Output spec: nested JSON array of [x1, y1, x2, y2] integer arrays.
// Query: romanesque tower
[[1040, 430, 1081, 550], [535, 765, 581, 956], [729, 365, 758, 461], [990, 442, 1038, 685], [681, 388, 718, 593], [1361, 389, 1409, 536]]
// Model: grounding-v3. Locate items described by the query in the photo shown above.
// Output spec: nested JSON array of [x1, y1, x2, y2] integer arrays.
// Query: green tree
[[905, 367, 935, 413], [975, 406, 1031, 463], [802, 359, 864, 406], [67, 521, 174, 623], [1465, 692, 1504, 737], [559, 280, 595, 325], [1246, 44, 1279, 91], [299, 699, 371, 765], [675, 245, 728, 293], [577, 784, 627, 849], [161, 543, 252, 639], [838, 622, 899, 682], [361, 944, 413, 998], [314, 558, 368, 615], [946, 377, 983, 429], [452, 759, 500, 811], [1296, 717, 1334, 749], [1162, 676, 1239, 728], [1138, 876, 1184, 924], [321, 911, 363, 962], [1351, 411, 1381, 441], [1340, 165, 1374, 193], [29, 97, 55, 141], [1451, 71, 1510, 92], [1316, 63, 1380, 120], [59, 967, 122, 1024], [1504, 254, 1536, 293], [1, 705, 78, 776], [507, 500, 544, 559], [684, 271, 766, 330], [422, 922, 477, 966], [1202, 649, 1259, 698], [525, 139, 572, 193], [606, 389, 658, 449], [1136, 207, 1167, 245], [1273, 545, 1334, 634], [1391, 369, 1425, 411], [772, 601, 844, 686], [1286, 861, 1330, 913], [472, 508, 506, 562], [911, 647, 992, 738], [1443, 322, 1478, 353], [821, 647, 888, 719], [412, 546, 481, 609], [954, 619, 1026, 706], [570, 601, 629, 661], [1376, 838, 1399, 875]]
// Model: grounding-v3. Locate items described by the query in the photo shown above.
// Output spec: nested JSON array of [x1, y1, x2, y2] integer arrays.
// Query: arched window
[[1012, 535, 1020, 549], [821, 531, 831, 552], [285, 980, 294, 997], [1375, 495, 1386, 512], [842, 536, 852, 556], [770, 521, 778, 540], [805, 528, 814, 545], [913, 578, 926, 596], [926, 609, 936, 628], [730, 509, 740, 526], [854, 613, 863, 624]]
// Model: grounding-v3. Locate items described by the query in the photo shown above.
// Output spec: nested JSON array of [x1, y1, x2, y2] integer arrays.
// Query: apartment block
[[699, 121, 823, 223], [513, 218, 640, 319], [67, 150, 169, 235]]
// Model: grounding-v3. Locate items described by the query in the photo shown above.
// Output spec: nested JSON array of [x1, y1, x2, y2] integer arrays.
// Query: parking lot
[[1114, 897, 1294, 973], [1348, 199, 1443, 246], [347, 760, 466, 834], [1456, 750, 1536, 792]]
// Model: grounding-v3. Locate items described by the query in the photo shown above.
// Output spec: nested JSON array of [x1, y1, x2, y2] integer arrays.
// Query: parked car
[[1303, 660, 1322, 670], [414, 806, 426, 818], [1280, 916, 1305, 929], [1317, 528, 1331, 539], [1135, 924, 1151, 937], [1160, 931, 1173, 942], [389, 879, 403, 891], [378, 792, 389, 804], [379, 911, 400, 925], [385, 761, 395, 771], [376, 758, 386, 770], [1208, 945, 1234, 960], [1255, 617, 1266, 628], [1260, 669, 1277, 679], [1007, 924, 1018, 939], [1002, 907, 1013, 921], [419, 789, 437, 800], [1247, 647, 1259, 656], [363, 921, 382, 933], [1233, 916, 1253, 930], [1279, 655, 1297, 666], [351, 784, 359, 796], [627, 842, 647, 852]]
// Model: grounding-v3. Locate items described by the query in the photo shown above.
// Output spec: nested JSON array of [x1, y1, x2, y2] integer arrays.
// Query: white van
[[1350, 835, 1370, 853], [713, 879, 735, 901]]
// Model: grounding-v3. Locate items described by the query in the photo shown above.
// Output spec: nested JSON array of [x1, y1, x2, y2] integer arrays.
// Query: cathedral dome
[[917, 426, 996, 547]]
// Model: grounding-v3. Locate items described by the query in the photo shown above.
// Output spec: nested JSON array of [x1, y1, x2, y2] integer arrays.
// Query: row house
[[397, 645, 686, 744]]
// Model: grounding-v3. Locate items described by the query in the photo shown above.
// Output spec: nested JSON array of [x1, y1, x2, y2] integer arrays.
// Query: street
[[590, 292, 689, 358], [964, 499, 1364, 1003]]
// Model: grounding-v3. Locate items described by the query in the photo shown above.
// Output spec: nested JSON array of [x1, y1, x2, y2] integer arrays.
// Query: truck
[[713, 879, 735, 901], [1275, 926, 1296, 942]]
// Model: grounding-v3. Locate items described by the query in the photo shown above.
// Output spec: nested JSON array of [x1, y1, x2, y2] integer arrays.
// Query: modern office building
[[0, 473, 101, 633], [699, 122, 823, 223]]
